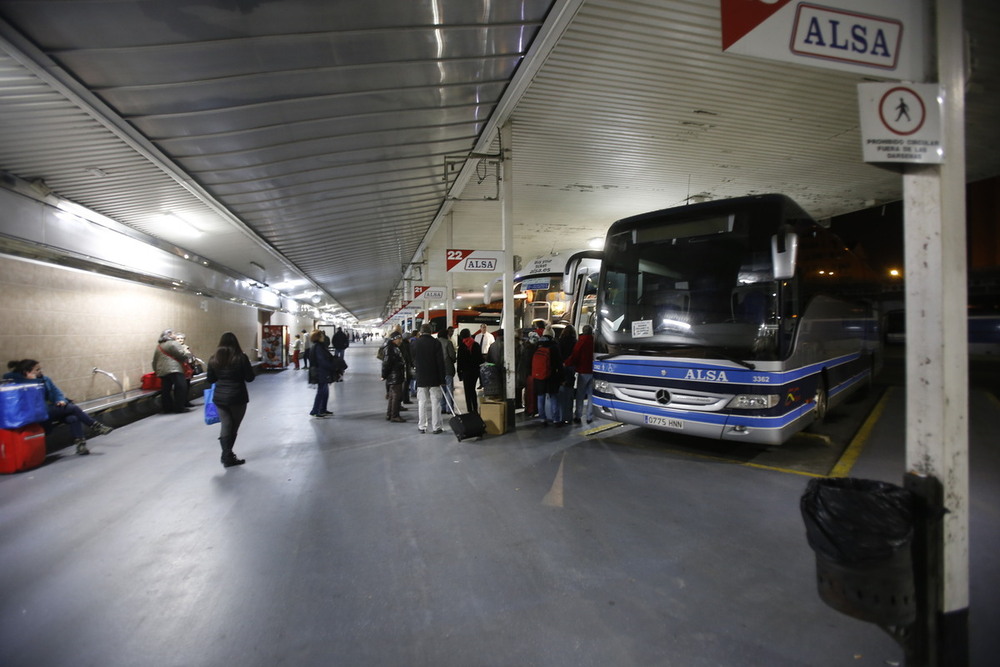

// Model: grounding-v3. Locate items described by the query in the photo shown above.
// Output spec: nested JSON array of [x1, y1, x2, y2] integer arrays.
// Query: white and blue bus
[[592, 194, 881, 445]]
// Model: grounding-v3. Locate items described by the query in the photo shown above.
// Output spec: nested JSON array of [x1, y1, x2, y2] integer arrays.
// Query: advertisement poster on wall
[[261, 325, 287, 368]]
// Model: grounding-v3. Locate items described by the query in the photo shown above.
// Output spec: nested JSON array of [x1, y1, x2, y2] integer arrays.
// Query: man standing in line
[[438, 328, 456, 415], [412, 324, 446, 434]]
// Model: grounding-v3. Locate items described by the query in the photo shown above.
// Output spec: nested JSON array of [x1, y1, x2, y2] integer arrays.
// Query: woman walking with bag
[[206, 332, 255, 468]]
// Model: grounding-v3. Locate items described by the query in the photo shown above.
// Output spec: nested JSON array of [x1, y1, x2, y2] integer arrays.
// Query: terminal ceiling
[[0, 0, 998, 323]]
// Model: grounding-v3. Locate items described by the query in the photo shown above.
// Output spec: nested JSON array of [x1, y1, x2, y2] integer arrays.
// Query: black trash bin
[[801, 477, 916, 627]]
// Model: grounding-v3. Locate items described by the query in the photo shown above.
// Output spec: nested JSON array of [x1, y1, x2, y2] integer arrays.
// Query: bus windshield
[[600, 216, 782, 360]]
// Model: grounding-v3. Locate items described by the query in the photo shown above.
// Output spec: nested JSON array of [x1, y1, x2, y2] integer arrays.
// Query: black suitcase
[[449, 412, 486, 441], [443, 388, 485, 441]]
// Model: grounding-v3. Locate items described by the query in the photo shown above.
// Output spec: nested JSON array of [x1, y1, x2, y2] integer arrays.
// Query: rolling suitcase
[[443, 387, 485, 442], [0, 423, 47, 474]]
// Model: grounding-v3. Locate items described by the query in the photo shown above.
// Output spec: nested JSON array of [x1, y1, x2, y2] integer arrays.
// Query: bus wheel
[[812, 380, 828, 425]]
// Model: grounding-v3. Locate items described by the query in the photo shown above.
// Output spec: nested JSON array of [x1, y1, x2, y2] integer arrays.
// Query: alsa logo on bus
[[680, 369, 728, 382]]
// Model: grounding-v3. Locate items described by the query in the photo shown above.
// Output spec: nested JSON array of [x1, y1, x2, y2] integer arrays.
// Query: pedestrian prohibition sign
[[858, 82, 944, 165]]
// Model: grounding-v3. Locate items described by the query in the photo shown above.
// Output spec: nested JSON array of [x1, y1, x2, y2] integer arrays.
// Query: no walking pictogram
[[878, 86, 926, 136], [858, 82, 943, 165]]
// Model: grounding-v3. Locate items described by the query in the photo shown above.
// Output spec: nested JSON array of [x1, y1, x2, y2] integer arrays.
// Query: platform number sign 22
[[446, 249, 500, 272]]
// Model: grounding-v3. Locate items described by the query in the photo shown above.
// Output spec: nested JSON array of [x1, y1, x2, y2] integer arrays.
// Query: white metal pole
[[501, 121, 517, 419], [904, 0, 969, 643], [446, 212, 454, 332]]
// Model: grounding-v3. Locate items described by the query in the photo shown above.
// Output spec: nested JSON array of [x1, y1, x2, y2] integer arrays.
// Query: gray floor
[[1, 343, 997, 666]]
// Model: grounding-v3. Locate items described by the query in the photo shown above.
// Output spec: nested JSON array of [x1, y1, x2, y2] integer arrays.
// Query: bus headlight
[[726, 394, 780, 409], [594, 379, 610, 393]]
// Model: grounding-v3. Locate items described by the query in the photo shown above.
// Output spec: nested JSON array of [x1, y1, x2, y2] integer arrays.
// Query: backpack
[[531, 345, 552, 380]]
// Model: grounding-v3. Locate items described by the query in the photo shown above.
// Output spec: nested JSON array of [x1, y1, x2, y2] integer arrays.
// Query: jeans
[[311, 382, 330, 415], [417, 386, 444, 431], [536, 391, 559, 422], [575, 373, 593, 421], [47, 403, 97, 440], [440, 375, 455, 413]]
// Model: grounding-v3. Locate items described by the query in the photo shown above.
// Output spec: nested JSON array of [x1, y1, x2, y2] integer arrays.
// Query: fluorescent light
[[159, 212, 202, 237]]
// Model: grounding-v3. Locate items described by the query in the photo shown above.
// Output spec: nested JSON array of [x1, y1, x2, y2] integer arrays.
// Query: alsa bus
[[592, 194, 881, 445], [484, 250, 602, 332]]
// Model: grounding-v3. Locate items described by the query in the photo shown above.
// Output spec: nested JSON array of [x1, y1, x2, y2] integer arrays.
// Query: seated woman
[[4, 359, 114, 455]]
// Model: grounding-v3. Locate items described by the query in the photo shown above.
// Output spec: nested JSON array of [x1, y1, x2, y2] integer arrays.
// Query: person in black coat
[[412, 323, 446, 433], [308, 330, 336, 418], [206, 332, 255, 468], [456, 328, 484, 414], [381, 332, 407, 422]]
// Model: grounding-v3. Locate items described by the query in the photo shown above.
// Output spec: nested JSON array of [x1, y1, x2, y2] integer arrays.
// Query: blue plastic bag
[[0, 383, 49, 429], [203, 383, 220, 425]]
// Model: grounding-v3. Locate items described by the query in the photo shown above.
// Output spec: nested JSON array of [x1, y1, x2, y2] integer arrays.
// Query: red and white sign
[[412, 285, 446, 300], [721, 0, 927, 80], [446, 249, 502, 273]]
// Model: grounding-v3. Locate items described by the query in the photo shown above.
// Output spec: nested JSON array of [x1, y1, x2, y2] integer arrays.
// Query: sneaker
[[320, 411, 334, 417], [75, 439, 90, 455], [312, 413, 328, 419], [390, 417, 407, 423], [573, 418, 582, 424], [418, 428, 426, 434], [432, 428, 443, 434], [91, 422, 114, 436]]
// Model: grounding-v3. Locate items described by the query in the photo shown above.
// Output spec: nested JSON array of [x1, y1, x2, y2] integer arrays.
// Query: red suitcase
[[0, 424, 47, 474]]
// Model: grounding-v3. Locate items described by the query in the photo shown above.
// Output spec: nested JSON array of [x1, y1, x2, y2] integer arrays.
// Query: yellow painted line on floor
[[581, 422, 624, 436], [828, 387, 894, 478]]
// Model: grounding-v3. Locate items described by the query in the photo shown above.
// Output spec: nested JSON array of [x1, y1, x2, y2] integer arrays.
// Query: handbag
[[203, 383, 220, 425], [141, 372, 162, 390], [0, 383, 49, 429], [182, 362, 194, 380]]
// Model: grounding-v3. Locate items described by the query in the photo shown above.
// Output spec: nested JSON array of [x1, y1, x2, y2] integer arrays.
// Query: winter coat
[[310, 344, 337, 384], [381, 343, 406, 385], [332, 330, 350, 351], [439, 337, 456, 376], [456, 339, 483, 383], [153, 339, 187, 376], [565, 334, 595, 374], [206, 353, 255, 406], [412, 333, 446, 387]]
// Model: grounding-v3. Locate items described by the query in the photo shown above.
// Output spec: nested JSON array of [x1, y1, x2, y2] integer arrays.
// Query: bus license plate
[[645, 415, 683, 429]]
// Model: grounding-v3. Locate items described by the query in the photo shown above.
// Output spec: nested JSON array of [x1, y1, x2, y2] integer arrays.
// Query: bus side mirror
[[771, 232, 798, 279]]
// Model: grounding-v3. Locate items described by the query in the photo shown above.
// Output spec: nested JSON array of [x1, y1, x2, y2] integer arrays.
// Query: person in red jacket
[[565, 324, 595, 424]]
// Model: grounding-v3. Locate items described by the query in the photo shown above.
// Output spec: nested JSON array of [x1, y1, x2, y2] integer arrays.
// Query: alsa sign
[[446, 249, 502, 273], [721, 0, 928, 81]]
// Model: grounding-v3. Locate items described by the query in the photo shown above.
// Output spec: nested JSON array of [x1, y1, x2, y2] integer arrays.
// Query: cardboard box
[[480, 400, 507, 435]]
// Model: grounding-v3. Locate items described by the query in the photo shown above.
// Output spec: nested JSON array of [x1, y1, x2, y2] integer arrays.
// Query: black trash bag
[[801, 477, 915, 564]]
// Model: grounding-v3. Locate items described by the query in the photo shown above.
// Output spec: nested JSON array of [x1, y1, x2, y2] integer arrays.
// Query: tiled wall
[[0, 255, 313, 402]]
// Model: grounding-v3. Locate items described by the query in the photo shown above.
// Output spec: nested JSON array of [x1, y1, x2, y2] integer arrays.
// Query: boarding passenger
[[531, 328, 563, 426], [413, 324, 446, 434], [456, 328, 483, 414], [438, 328, 456, 414], [381, 332, 407, 422], [557, 325, 578, 426], [308, 330, 336, 418], [519, 330, 540, 416], [565, 324, 595, 424], [205, 332, 255, 468], [153, 329, 191, 414], [4, 359, 113, 455]]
